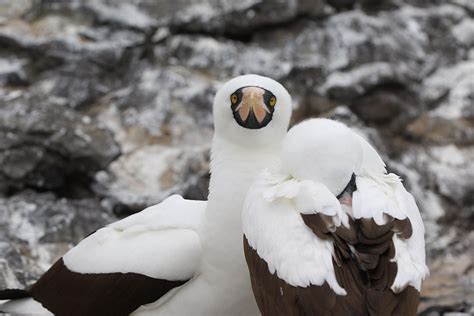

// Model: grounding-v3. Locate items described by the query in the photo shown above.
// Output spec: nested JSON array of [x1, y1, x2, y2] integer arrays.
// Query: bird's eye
[[269, 96, 277, 106], [231, 94, 238, 104]]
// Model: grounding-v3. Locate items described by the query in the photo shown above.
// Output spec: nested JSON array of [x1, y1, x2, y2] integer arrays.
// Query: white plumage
[[243, 171, 348, 295], [149, 74, 292, 315], [64, 195, 205, 280], [243, 118, 428, 296], [0, 298, 53, 316], [1, 74, 293, 316], [280, 118, 363, 196]]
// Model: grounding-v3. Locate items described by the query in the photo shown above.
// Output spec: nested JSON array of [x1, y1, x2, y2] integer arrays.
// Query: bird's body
[[243, 118, 428, 316], [1, 195, 205, 316], [1, 74, 293, 316], [133, 139, 281, 316]]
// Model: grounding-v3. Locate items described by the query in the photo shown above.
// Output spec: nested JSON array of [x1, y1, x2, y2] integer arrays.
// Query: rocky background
[[0, 0, 473, 314]]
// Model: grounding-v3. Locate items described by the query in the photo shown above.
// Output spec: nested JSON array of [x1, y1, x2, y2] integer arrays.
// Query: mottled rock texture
[[0, 0, 473, 315]]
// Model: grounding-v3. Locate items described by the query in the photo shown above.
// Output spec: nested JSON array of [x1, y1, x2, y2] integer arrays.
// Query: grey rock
[[452, 19, 474, 47], [0, 0, 34, 22], [165, 0, 328, 37], [0, 94, 120, 194], [164, 35, 291, 79], [94, 144, 210, 215], [320, 62, 413, 101], [405, 61, 474, 146], [0, 191, 116, 288], [451, 0, 474, 14], [327, 0, 356, 10]]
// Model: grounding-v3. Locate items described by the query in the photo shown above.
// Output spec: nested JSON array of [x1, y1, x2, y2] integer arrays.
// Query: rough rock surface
[[0, 191, 115, 288], [0, 0, 473, 314], [0, 95, 120, 195]]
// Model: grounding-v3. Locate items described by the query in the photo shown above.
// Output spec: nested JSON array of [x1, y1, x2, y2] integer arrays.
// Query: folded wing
[[243, 170, 428, 316], [1, 195, 206, 316]]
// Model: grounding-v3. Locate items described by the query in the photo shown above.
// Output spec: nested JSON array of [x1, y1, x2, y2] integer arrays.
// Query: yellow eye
[[231, 94, 238, 104], [269, 96, 276, 106]]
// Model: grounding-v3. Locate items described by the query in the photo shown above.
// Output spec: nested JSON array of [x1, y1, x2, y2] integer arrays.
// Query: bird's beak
[[337, 173, 357, 207], [233, 87, 272, 129], [338, 194, 353, 207]]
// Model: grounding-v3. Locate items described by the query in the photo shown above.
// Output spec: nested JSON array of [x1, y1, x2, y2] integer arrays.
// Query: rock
[[166, 0, 328, 37], [422, 146, 474, 206], [0, 94, 120, 195], [84, 0, 157, 32], [319, 62, 412, 100], [406, 115, 474, 145], [351, 85, 420, 128], [0, 29, 141, 110], [327, 0, 356, 10], [290, 10, 427, 73], [405, 61, 474, 146], [389, 143, 474, 292], [165, 35, 292, 79], [422, 61, 474, 105], [0, 191, 116, 288], [0, 57, 28, 86], [94, 144, 210, 215], [419, 253, 474, 315], [422, 61, 474, 119], [95, 66, 215, 140], [0, 0, 33, 22], [451, 0, 474, 14], [452, 19, 474, 47]]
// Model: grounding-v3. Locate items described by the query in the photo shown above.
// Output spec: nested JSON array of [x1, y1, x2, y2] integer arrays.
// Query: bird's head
[[213, 74, 292, 148], [280, 118, 364, 206]]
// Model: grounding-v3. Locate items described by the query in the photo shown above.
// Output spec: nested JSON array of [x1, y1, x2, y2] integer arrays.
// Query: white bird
[[243, 118, 429, 316], [0, 74, 292, 316]]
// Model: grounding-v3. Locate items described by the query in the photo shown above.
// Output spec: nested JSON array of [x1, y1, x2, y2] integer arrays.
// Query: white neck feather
[[199, 135, 280, 279]]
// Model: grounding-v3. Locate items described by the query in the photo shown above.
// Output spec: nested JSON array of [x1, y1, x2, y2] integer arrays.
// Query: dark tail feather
[[0, 288, 31, 300]]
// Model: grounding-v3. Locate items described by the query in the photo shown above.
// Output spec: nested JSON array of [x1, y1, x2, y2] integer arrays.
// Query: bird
[[243, 118, 429, 316], [0, 74, 293, 316]]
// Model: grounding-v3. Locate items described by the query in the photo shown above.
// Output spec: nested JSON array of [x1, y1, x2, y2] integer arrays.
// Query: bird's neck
[[199, 135, 280, 276]]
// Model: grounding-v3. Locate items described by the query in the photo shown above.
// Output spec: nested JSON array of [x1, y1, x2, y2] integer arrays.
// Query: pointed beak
[[233, 87, 273, 129], [248, 91, 268, 124]]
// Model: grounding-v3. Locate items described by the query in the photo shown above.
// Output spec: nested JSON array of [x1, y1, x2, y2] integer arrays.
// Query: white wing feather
[[109, 195, 204, 231], [262, 172, 348, 227], [352, 174, 406, 225], [391, 184, 429, 292], [63, 195, 206, 281], [1, 298, 53, 315], [243, 171, 347, 295], [352, 173, 428, 292]]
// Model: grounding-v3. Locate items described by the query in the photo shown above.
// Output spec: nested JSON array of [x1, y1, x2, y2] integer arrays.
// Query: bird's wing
[[352, 174, 429, 292], [243, 173, 361, 315], [300, 173, 428, 315], [0, 195, 206, 316], [243, 172, 347, 294], [389, 182, 429, 293], [64, 194, 206, 279], [244, 170, 427, 316], [108, 194, 204, 232]]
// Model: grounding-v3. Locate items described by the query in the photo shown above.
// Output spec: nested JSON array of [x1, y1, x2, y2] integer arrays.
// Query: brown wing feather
[[3, 258, 188, 316], [303, 213, 419, 316], [244, 212, 419, 316], [244, 236, 366, 316]]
